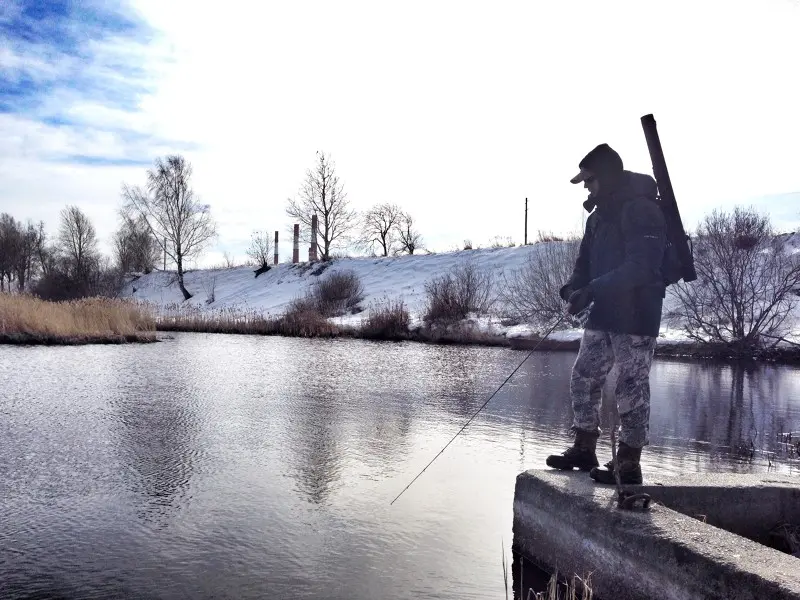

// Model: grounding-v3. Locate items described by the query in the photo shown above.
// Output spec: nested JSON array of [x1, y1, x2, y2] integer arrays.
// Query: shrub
[[424, 261, 494, 323], [32, 257, 126, 302], [312, 269, 364, 317], [669, 207, 800, 349], [489, 235, 515, 248], [536, 230, 568, 243], [278, 297, 338, 337], [499, 238, 581, 327], [463, 239, 473, 250], [361, 300, 410, 340]]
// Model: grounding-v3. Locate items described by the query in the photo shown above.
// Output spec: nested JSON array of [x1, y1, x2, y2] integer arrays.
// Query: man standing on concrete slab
[[545, 143, 667, 485]]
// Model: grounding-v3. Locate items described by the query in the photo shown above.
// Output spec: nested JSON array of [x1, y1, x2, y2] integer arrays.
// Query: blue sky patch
[[0, 0, 190, 165], [61, 154, 154, 167]]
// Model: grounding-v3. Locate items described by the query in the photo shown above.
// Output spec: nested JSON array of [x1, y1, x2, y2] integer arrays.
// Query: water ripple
[[1, 336, 799, 599]]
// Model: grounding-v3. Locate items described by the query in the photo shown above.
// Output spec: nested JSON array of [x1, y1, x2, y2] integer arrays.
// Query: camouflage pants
[[570, 329, 657, 448]]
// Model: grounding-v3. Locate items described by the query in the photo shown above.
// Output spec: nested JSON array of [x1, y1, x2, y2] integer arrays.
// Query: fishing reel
[[572, 303, 593, 328]]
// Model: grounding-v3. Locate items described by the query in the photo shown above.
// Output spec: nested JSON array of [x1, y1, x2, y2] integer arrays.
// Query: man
[[545, 143, 667, 484]]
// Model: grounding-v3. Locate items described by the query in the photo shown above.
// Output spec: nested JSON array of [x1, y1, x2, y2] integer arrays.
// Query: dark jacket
[[562, 170, 667, 337]]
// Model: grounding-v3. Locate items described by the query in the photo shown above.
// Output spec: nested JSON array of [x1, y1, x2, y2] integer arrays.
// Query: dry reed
[[0, 294, 156, 344]]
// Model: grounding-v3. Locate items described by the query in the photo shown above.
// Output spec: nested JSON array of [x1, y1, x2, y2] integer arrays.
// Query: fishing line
[[390, 310, 584, 506]]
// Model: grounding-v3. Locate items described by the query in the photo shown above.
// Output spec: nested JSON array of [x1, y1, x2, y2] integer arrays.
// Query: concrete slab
[[512, 470, 800, 600], [640, 473, 800, 546]]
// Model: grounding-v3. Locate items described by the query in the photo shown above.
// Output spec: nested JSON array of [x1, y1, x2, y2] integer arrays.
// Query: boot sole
[[589, 471, 643, 485]]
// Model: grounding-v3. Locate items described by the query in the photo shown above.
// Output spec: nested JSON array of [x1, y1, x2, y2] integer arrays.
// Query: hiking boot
[[589, 443, 643, 485], [545, 429, 600, 471]]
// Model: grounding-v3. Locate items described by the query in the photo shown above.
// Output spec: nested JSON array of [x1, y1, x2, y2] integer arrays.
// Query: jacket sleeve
[[559, 221, 592, 300], [589, 200, 666, 295]]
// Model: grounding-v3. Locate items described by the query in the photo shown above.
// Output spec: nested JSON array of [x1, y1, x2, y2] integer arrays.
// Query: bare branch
[[58, 205, 99, 283], [114, 209, 159, 274], [668, 207, 800, 349], [285, 151, 359, 260], [122, 155, 217, 299], [246, 231, 273, 267], [395, 211, 423, 255], [498, 236, 581, 327], [360, 203, 403, 256]]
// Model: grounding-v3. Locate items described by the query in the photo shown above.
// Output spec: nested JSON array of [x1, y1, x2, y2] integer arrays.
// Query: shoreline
[[152, 323, 800, 365], [0, 332, 158, 346], [511, 336, 800, 364], [3, 304, 798, 364]]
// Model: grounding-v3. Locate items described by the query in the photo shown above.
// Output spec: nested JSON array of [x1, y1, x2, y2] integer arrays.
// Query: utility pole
[[524, 198, 528, 245], [163, 236, 167, 270]]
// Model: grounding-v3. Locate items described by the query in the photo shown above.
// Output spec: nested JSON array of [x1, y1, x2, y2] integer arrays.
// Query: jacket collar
[[583, 191, 626, 214], [581, 171, 635, 214]]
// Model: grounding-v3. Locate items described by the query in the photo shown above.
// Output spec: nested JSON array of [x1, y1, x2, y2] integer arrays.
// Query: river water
[[1, 333, 798, 599]]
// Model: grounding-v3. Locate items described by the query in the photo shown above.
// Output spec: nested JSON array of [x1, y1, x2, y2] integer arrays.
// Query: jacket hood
[[583, 170, 658, 213]]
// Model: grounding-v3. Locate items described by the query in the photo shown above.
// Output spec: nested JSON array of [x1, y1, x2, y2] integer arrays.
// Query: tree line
[[0, 150, 424, 301], [285, 150, 423, 260]]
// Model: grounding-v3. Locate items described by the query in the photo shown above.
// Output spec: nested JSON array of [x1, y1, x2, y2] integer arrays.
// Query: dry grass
[[532, 572, 593, 600], [155, 303, 278, 335], [147, 299, 515, 347], [361, 300, 410, 340], [0, 293, 156, 344], [504, 548, 593, 600], [279, 297, 341, 337], [152, 299, 343, 338]]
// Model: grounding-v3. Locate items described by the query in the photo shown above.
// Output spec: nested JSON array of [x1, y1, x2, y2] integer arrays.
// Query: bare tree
[[123, 155, 218, 300], [0, 213, 19, 291], [34, 221, 56, 279], [14, 220, 42, 292], [58, 205, 99, 285], [246, 230, 273, 268], [669, 207, 800, 349], [499, 236, 581, 326], [114, 210, 159, 274], [395, 211, 423, 255], [222, 251, 236, 268], [361, 203, 402, 256], [286, 151, 358, 261]]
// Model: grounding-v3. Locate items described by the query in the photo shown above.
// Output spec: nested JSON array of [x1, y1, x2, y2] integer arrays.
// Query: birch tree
[[123, 155, 217, 299]]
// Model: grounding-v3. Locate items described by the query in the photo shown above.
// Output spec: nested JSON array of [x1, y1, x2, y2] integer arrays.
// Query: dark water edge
[[156, 320, 800, 365], [0, 332, 157, 346], [5, 324, 800, 366]]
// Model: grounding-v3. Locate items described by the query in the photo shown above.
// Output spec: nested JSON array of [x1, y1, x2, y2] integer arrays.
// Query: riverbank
[[0, 295, 156, 346], [150, 309, 800, 365], [510, 336, 800, 364], [122, 246, 800, 364]]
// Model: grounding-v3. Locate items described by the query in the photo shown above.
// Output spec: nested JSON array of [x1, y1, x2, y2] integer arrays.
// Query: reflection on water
[[0, 334, 798, 599], [110, 364, 203, 525]]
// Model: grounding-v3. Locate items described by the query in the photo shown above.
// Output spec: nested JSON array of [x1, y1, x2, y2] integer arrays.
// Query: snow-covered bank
[[123, 244, 800, 362], [121, 245, 684, 344]]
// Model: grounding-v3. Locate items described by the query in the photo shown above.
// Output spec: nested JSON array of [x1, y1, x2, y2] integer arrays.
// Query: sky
[[2, 0, 799, 268]]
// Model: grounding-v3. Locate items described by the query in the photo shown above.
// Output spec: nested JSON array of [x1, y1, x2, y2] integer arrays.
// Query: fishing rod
[[390, 309, 586, 506]]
